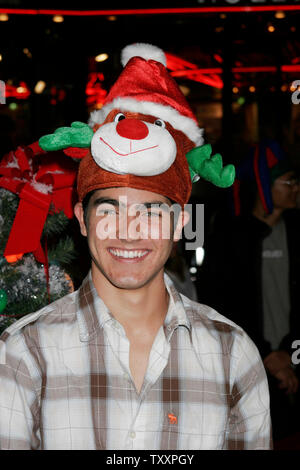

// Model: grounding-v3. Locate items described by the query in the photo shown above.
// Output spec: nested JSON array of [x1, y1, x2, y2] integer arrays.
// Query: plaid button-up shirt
[[0, 270, 272, 450]]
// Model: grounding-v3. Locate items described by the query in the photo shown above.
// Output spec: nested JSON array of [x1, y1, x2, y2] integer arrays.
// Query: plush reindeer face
[[91, 110, 177, 176], [38, 111, 235, 207]]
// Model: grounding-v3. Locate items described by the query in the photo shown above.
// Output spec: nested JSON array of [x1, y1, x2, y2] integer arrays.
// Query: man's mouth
[[108, 248, 150, 261], [100, 137, 158, 156]]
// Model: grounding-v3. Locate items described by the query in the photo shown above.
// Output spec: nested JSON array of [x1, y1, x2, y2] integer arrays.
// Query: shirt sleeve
[[224, 332, 273, 450], [0, 333, 41, 450]]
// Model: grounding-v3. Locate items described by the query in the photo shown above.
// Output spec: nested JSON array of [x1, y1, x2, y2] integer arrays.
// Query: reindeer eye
[[114, 113, 126, 122], [154, 119, 165, 128]]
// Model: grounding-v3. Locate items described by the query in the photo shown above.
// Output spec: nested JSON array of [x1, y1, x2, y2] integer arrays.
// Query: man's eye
[[99, 210, 116, 215], [96, 205, 117, 216], [143, 211, 161, 218]]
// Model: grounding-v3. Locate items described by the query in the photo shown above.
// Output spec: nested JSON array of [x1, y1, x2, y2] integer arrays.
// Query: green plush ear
[[39, 122, 94, 152], [186, 144, 235, 188]]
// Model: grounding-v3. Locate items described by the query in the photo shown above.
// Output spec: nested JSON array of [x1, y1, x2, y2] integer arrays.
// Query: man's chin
[[107, 274, 155, 290], [91, 256, 165, 290]]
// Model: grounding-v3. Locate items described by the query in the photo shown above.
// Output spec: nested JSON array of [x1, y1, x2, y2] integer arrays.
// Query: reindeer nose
[[116, 119, 149, 140]]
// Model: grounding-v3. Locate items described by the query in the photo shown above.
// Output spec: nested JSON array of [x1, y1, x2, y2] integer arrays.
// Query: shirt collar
[[76, 269, 191, 343]]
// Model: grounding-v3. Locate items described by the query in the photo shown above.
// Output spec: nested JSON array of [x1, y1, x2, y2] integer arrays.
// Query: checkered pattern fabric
[[0, 271, 272, 450]]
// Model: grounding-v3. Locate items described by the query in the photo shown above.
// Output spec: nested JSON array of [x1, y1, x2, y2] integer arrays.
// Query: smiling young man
[[74, 186, 187, 395], [0, 43, 272, 450]]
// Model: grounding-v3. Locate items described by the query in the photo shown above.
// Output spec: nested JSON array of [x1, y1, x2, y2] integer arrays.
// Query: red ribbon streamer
[[0, 143, 78, 292]]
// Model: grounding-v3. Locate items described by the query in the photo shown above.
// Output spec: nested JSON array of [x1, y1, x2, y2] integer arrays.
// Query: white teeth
[[109, 249, 148, 258]]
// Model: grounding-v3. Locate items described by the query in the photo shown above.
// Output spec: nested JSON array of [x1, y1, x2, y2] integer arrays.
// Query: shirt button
[[130, 431, 136, 439]]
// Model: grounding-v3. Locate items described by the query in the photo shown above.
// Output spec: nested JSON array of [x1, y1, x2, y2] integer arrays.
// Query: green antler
[[186, 144, 235, 188], [39, 122, 94, 152]]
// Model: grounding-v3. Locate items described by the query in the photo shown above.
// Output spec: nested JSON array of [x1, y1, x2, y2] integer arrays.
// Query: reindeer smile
[[99, 137, 159, 157]]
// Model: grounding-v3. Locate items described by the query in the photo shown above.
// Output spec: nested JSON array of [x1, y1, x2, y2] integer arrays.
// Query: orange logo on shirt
[[168, 413, 177, 424]]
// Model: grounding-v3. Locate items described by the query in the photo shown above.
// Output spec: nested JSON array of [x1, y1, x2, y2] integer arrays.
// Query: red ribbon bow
[[0, 142, 78, 264]]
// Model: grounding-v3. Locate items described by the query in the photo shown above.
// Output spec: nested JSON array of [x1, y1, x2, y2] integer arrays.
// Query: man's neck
[[91, 264, 170, 333]]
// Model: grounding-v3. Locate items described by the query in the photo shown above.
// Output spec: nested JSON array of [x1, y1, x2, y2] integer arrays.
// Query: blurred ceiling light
[[23, 48, 32, 59], [220, 13, 226, 19], [95, 53, 109, 62], [34, 81, 46, 94], [275, 11, 285, 19], [0, 54, 2, 62], [232, 86, 239, 94], [290, 84, 298, 92], [249, 86, 256, 93], [53, 15, 64, 23], [9, 102, 17, 110], [281, 84, 288, 92], [0, 14, 9, 22], [268, 25, 275, 32], [107, 15, 117, 21], [291, 26, 296, 32], [16, 86, 26, 94]]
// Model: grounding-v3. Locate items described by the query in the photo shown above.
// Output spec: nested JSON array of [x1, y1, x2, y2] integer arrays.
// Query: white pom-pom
[[121, 43, 167, 68]]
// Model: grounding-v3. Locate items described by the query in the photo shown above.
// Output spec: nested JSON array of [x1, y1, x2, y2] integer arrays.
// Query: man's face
[[271, 171, 299, 210], [74, 187, 188, 290]]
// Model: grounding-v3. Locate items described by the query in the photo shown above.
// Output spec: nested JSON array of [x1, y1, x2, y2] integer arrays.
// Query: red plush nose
[[116, 119, 149, 140]]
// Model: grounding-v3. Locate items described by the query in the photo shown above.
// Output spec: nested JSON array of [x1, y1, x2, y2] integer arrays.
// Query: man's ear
[[74, 202, 88, 237], [173, 209, 190, 242]]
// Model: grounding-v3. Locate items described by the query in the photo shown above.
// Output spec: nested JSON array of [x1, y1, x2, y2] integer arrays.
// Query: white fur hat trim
[[121, 43, 167, 68]]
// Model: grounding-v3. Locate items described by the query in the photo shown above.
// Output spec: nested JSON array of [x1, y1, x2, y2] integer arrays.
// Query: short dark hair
[[82, 189, 97, 226]]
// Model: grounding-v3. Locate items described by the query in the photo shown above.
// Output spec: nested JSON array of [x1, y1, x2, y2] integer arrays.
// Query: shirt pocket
[[160, 403, 228, 450]]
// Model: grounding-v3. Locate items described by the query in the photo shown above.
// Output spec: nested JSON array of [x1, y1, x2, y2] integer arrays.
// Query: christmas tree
[[0, 143, 79, 335]]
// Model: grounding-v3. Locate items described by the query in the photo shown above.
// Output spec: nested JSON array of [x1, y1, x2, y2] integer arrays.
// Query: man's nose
[[116, 119, 149, 140], [118, 213, 146, 240]]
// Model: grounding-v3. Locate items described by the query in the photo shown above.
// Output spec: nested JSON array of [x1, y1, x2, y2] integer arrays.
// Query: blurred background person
[[199, 140, 300, 444]]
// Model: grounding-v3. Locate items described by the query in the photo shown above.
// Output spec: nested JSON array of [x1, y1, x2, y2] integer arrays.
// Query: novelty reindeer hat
[[39, 43, 236, 208]]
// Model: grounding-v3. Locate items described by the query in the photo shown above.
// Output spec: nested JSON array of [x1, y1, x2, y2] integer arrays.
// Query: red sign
[[5, 81, 30, 100], [86, 73, 107, 107]]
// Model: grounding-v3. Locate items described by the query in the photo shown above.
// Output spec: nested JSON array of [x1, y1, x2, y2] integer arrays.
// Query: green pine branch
[[42, 208, 69, 237], [47, 236, 77, 266]]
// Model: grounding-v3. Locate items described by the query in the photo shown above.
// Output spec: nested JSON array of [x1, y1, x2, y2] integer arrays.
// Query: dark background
[[0, 1, 300, 274], [1, 2, 300, 169]]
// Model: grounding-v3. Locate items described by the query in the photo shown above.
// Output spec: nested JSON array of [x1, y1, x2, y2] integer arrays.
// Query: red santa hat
[[88, 43, 203, 147]]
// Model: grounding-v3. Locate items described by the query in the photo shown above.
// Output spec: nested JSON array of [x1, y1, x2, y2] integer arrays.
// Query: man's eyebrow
[[93, 197, 119, 207], [92, 198, 171, 211], [136, 202, 171, 211]]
